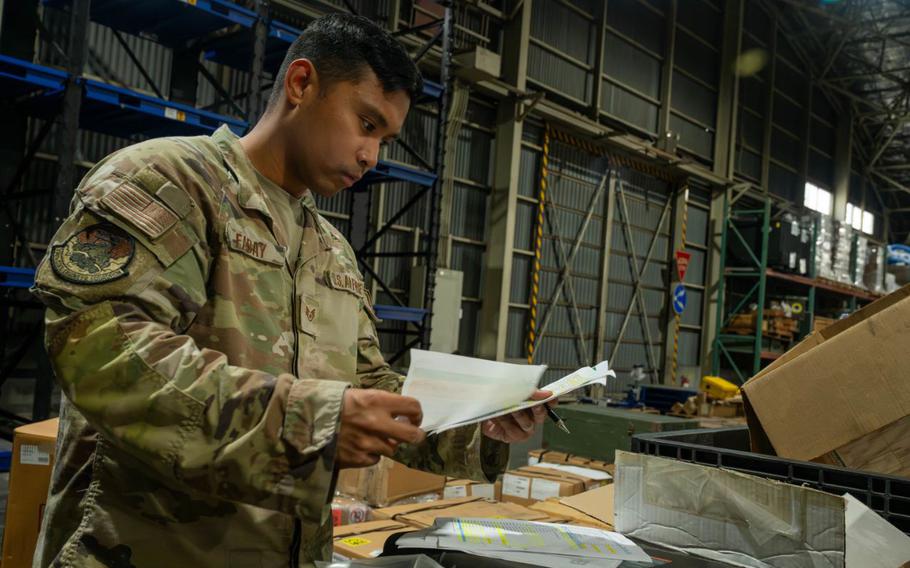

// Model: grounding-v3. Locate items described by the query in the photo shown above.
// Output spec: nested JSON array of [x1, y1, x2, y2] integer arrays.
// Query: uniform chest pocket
[[298, 270, 362, 344]]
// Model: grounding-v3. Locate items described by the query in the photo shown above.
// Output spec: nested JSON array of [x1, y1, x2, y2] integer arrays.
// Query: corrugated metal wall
[[602, 167, 672, 385], [670, 0, 722, 161], [507, 119, 698, 386], [734, 1, 837, 202]]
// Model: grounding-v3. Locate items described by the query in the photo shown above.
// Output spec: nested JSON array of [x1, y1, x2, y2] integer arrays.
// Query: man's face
[[284, 64, 410, 198]]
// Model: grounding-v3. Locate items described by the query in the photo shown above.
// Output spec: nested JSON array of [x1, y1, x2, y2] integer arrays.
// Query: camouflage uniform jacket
[[31, 125, 508, 567]]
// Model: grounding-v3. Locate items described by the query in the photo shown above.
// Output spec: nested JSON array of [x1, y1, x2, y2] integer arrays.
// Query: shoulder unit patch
[[51, 224, 136, 285]]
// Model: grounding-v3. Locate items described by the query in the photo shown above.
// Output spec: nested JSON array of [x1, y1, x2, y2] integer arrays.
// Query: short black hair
[[267, 14, 423, 109]]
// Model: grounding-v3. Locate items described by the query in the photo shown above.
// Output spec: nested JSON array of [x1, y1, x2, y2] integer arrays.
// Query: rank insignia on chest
[[305, 304, 317, 322], [51, 224, 136, 285]]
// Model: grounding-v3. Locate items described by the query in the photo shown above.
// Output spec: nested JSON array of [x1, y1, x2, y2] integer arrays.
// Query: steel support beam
[[594, 173, 617, 365], [476, 0, 532, 361], [713, 0, 743, 180], [760, 18, 778, 192], [833, 109, 854, 221], [657, 0, 677, 139], [662, 185, 687, 384], [52, 0, 91, 225]]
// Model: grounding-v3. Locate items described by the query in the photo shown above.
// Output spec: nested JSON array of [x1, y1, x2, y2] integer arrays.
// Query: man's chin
[[310, 185, 345, 199]]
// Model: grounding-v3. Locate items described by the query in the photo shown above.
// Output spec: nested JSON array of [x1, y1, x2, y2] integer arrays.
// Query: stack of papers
[[396, 517, 653, 567], [402, 350, 615, 435]]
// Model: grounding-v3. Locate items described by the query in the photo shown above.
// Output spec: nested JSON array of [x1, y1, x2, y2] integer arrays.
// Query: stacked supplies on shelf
[[814, 214, 837, 280], [832, 220, 853, 284], [854, 234, 869, 288], [864, 242, 886, 293]]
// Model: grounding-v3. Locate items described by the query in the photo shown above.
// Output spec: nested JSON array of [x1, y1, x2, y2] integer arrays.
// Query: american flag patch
[[101, 181, 178, 239]]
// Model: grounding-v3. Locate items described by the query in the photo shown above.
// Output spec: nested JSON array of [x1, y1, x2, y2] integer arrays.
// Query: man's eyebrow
[[361, 102, 389, 129]]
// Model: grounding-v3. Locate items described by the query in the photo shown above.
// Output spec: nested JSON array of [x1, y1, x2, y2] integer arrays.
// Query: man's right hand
[[337, 389, 426, 468]]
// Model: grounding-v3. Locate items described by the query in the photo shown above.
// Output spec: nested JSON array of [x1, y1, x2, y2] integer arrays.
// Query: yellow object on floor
[[700, 376, 740, 400]]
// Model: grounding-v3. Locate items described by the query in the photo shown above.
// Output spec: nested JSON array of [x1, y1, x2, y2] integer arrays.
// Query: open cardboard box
[[337, 457, 446, 507], [742, 284, 910, 476], [614, 451, 910, 568]]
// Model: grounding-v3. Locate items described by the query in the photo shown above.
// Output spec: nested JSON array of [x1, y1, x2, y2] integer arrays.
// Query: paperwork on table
[[401, 350, 615, 435], [395, 517, 652, 568]]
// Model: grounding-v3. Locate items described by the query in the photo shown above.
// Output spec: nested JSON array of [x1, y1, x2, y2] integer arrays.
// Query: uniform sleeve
[[355, 296, 509, 482], [32, 164, 346, 524]]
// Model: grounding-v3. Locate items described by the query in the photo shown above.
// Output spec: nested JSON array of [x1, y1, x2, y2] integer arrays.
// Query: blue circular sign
[[672, 284, 687, 315]]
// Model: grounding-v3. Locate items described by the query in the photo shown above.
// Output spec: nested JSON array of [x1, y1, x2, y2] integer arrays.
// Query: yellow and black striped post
[[671, 186, 689, 383], [528, 125, 551, 364]]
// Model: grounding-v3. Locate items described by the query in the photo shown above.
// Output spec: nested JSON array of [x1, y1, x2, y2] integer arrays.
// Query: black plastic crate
[[631, 427, 910, 536]]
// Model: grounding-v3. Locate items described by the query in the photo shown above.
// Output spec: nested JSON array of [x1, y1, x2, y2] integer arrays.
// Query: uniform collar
[[211, 125, 333, 250]]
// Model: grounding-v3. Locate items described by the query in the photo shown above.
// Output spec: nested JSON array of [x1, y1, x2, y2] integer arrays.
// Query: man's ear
[[284, 59, 318, 106]]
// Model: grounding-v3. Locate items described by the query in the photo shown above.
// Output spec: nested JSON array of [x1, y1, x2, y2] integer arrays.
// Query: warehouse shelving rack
[[0, 0, 453, 431], [710, 187, 882, 384]]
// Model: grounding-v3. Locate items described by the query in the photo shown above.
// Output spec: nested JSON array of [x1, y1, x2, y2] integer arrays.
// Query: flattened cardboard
[[614, 451, 845, 567], [398, 499, 549, 528], [372, 496, 480, 521], [528, 501, 611, 529], [559, 484, 615, 527], [742, 284, 910, 475], [333, 520, 416, 560]]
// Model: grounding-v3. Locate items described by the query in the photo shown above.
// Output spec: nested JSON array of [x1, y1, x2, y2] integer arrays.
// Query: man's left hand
[[481, 390, 555, 443]]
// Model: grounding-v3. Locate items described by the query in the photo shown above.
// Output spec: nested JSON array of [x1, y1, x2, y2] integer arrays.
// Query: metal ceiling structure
[[773, 0, 910, 240]]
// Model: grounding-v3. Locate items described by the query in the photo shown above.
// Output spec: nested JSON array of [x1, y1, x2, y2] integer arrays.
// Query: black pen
[[545, 405, 571, 434]]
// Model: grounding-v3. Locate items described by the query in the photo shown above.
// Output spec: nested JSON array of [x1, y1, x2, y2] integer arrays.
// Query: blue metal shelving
[[373, 305, 427, 323], [0, 267, 36, 289], [362, 161, 437, 188], [81, 76, 247, 137], [43, 0, 257, 47], [0, 54, 246, 137]]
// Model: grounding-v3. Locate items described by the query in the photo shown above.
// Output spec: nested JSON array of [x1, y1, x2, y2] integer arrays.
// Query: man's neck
[[238, 119, 308, 199]]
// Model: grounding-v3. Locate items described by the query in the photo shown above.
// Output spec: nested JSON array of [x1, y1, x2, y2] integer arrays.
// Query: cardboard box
[[396, 499, 549, 528], [372, 496, 481, 522], [332, 520, 416, 560], [2, 418, 59, 568], [529, 449, 614, 474], [497, 470, 584, 506], [742, 284, 910, 476], [442, 479, 499, 501], [336, 457, 446, 507], [519, 464, 610, 490], [527, 449, 570, 465], [614, 451, 910, 568]]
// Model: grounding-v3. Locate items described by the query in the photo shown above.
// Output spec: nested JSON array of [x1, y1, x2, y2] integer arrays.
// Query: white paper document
[[401, 350, 614, 434], [396, 517, 651, 567]]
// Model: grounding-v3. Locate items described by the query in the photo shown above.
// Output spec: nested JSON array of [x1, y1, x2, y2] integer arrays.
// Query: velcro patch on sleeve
[[101, 181, 178, 240]]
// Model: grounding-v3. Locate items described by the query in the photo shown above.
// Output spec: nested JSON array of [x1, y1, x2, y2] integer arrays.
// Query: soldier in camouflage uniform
[[31, 13, 552, 568]]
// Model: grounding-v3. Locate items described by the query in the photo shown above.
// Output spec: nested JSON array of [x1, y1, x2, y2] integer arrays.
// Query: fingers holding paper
[[337, 389, 427, 468], [482, 390, 556, 443]]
